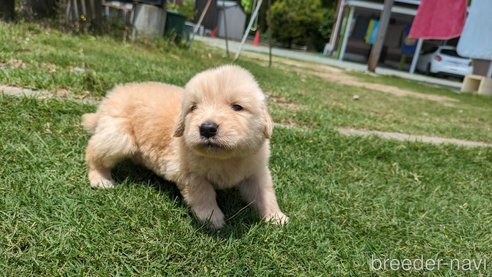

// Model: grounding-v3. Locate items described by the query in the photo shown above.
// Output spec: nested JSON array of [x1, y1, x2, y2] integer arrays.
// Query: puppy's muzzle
[[199, 121, 218, 138]]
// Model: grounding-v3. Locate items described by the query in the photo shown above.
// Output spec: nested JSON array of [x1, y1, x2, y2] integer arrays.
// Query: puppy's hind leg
[[85, 117, 137, 189]]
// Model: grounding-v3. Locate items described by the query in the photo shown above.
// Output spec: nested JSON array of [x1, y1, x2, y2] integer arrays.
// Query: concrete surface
[[195, 36, 463, 89], [338, 128, 492, 148]]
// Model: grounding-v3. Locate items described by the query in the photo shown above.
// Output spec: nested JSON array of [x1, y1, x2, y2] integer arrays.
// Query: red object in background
[[409, 0, 467, 40], [253, 30, 260, 46], [211, 27, 218, 38]]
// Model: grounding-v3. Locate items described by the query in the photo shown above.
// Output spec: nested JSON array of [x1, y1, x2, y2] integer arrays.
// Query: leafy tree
[[312, 7, 335, 51], [241, 0, 253, 13], [169, 0, 196, 20], [268, 0, 322, 48], [267, 0, 334, 51]]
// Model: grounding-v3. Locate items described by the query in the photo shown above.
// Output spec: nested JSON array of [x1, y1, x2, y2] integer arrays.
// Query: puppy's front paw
[[89, 178, 114, 189], [89, 171, 115, 189], [90, 178, 115, 189], [265, 212, 289, 225], [194, 208, 225, 229]]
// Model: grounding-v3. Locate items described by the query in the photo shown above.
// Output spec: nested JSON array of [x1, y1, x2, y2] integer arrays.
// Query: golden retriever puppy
[[82, 65, 288, 229]]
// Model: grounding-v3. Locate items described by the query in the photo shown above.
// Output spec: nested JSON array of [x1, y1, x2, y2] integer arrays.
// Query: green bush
[[310, 7, 335, 51], [267, 0, 334, 51], [168, 0, 196, 21]]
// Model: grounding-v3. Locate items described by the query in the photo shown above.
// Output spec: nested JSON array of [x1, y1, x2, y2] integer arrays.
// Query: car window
[[440, 49, 461, 57], [423, 47, 438, 54]]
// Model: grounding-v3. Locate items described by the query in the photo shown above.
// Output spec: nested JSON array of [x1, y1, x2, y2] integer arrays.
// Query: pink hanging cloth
[[409, 0, 467, 39]]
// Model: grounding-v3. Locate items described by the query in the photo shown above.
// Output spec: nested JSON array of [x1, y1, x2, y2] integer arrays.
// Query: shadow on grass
[[111, 160, 260, 239]]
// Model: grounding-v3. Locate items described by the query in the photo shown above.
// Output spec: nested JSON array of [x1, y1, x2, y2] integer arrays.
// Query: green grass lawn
[[1, 22, 492, 275]]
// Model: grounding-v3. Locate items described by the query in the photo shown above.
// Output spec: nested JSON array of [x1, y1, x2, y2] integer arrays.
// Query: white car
[[416, 46, 473, 77]]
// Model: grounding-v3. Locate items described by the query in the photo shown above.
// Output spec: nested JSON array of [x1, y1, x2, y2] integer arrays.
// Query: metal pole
[[234, 0, 263, 61], [409, 38, 423, 73], [89, 0, 95, 20], [324, 0, 345, 55], [188, 0, 213, 47], [338, 6, 353, 61], [367, 0, 394, 72], [73, 0, 79, 19], [80, 0, 87, 17], [65, 0, 72, 20], [268, 0, 272, 67], [222, 4, 229, 57]]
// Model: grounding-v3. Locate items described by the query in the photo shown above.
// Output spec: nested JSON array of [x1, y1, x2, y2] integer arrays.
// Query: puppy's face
[[174, 65, 272, 159]]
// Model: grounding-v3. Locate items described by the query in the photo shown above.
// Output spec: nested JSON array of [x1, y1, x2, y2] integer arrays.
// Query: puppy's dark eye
[[231, 104, 243, 111], [190, 104, 197, 112]]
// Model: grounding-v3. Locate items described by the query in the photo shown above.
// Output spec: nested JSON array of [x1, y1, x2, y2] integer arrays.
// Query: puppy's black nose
[[199, 122, 218, 138]]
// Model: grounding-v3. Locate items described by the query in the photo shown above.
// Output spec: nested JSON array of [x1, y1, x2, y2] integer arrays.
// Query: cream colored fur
[[83, 65, 288, 228]]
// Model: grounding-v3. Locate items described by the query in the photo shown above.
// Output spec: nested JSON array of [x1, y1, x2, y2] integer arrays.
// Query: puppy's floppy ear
[[262, 103, 273, 139], [173, 111, 185, 137]]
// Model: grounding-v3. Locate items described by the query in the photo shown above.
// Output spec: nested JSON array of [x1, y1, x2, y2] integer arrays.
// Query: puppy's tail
[[82, 113, 99, 134]]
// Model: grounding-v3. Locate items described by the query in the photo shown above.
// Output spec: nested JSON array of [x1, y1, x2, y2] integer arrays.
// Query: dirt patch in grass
[[0, 85, 99, 104], [268, 94, 305, 111], [338, 127, 492, 148], [274, 120, 298, 129], [0, 58, 27, 69], [267, 94, 304, 129], [243, 52, 458, 105]]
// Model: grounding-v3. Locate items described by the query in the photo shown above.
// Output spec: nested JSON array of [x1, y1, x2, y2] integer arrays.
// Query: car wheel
[[427, 63, 436, 76]]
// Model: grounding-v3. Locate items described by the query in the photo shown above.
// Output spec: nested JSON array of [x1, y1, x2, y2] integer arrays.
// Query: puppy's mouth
[[199, 140, 224, 151]]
